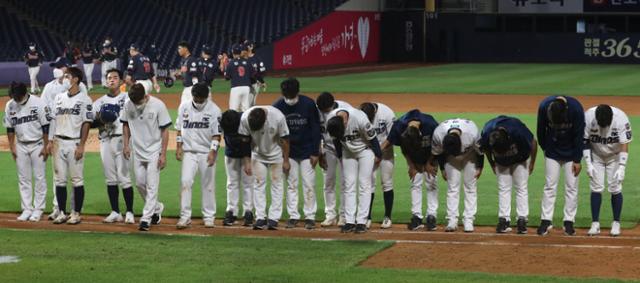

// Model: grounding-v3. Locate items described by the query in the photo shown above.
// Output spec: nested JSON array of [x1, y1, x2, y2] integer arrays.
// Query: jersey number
[[238, 66, 245, 77]]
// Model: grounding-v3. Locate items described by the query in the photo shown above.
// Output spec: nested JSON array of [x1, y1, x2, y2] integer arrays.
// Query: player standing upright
[[176, 41, 199, 104], [24, 43, 44, 94], [4, 82, 51, 222], [122, 84, 171, 231], [197, 45, 216, 89], [146, 42, 160, 76], [126, 43, 160, 94], [244, 40, 266, 106], [584, 105, 631, 237], [81, 42, 97, 90], [100, 37, 118, 87], [225, 44, 255, 112]]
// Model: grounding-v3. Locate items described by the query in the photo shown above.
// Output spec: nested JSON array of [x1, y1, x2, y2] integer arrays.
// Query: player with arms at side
[[225, 44, 255, 112], [24, 43, 44, 94], [126, 43, 160, 94], [176, 41, 200, 104]]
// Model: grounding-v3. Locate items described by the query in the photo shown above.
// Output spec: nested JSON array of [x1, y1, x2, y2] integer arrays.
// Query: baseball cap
[[201, 44, 212, 55], [231, 44, 242, 55], [49, 57, 70, 68], [243, 40, 254, 49], [129, 43, 140, 50]]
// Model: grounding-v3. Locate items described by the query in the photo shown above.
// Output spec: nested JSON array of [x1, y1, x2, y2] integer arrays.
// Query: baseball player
[[197, 45, 216, 89], [480, 116, 537, 234], [239, 106, 290, 230], [63, 41, 80, 67], [225, 44, 255, 112], [126, 43, 160, 94], [146, 42, 160, 76], [220, 110, 254, 226], [4, 82, 51, 222], [49, 67, 93, 225], [100, 37, 118, 87], [326, 107, 382, 234], [122, 83, 171, 231], [536, 95, 585, 236], [176, 41, 199, 104], [244, 40, 266, 106], [427, 118, 484, 233], [273, 78, 321, 230], [93, 68, 135, 224], [175, 83, 222, 229], [24, 43, 44, 94], [384, 109, 439, 231], [584, 104, 631, 237], [316, 92, 350, 227], [81, 42, 97, 90], [360, 102, 396, 229]]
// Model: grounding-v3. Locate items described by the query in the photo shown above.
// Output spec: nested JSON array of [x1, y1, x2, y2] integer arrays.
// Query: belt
[[104, 134, 122, 138], [55, 135, 79, 140], [19, 139, 42, 144]]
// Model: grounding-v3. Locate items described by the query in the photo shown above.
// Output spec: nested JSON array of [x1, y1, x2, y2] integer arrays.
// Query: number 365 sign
[[583, 36, 640, 61]]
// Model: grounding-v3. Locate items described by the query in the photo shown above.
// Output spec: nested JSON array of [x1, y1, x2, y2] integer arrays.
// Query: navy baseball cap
[[201, 44, 212, 55], [231, 44, 242, 54], [49, 57, 70, 68], [129, 43, 140, 50]]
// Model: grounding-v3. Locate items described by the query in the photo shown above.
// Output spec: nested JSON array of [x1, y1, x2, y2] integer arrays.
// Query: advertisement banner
[[498, 0, 583, 13], [581, 35, 640, 62], [584, 0, 640, 12], [273, 11, 380, 70]]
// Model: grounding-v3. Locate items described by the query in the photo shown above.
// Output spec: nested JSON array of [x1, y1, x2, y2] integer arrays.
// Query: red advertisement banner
[[273, 11, 380, 70]]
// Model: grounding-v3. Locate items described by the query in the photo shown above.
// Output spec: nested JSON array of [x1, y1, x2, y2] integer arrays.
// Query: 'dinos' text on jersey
[[56, 104, 81, 115], [10, 109, 39, 126], [589, 134, 620, 145], [344, 130, 360, 141], [183, 119, 210, 129], [375, 122, 388, 134]]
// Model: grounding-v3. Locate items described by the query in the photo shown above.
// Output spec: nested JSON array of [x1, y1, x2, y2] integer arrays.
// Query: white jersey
[[320, 100, 352, 151], [584, 106, 632, 157], [93, 92, 128, 139], [431, 118, 481, 156], [327, 107, 376, 154], [239, 106, 289, 163], [3, 95, 51, 142], [121, 96, 172, 162], [176, 100, 222, 154], [42, 80, 88, 109], [371, 102, 395, 145], [53, 90, 94, 139]]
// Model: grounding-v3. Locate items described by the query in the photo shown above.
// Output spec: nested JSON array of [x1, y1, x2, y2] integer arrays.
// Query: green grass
[[1, 112, 639, 229], [0, 229, 630, 283]]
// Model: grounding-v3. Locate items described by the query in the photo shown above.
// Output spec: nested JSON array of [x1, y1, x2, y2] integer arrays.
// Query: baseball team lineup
[[5, 40, 632, 236]]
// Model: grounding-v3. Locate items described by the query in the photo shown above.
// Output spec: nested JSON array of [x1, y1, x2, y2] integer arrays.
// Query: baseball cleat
[[407, 215, 424, 231], [29, 211, 43, 222], [355, 224, 367, 234], [139, 221, 150, 231], [124, 212, 135, 224], [48, 208, 60, 221], [381, 216, 392, 229], [151, 203, 164, 225], [563, 221, 576, 236], [304, 219, 316, 230], [52, 212, 68, 224], [341, 223, 356, 233], [496, 218, 512, 233], [176, 218, 191, 230], [587, 222, 601, 236], [204, 219, 215, 228], [463, 219, 474, 233], [242, 211, 254, 226], [426, 215, 437, 231], [337, 216, 346, 227], [610, 221, 621, 237], [267, 219, 278, 230], [516, 217, 528, 234], [67, 212, 82, 225], [445, 219, 457, 232], [253, 219, 267, 230], [365, 219, 372, 229], [320, 217, 337, 227], [103, 211, 123, 223], [286, 219, 299, 229], [223, 211, 235, 226], [537, 220, 552, 236], [17, 211, 32, 222]]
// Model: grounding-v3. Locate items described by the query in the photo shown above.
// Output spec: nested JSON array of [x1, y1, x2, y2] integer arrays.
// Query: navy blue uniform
[[223, 111, 251, 158], [146, 45, 159, 63], [81, 46, 96, 64], [180, 56, 199, 87], [24, 50, 44, 67], [387, 109, 438, 165], [127, 53, 154, 80], [248, 55, 266, 84], [480, 115, 534, 167], [273, 95, 321, 159], [197, 57, 216, 86], [537, 96, 585, 163], [224, 58, 255, 87], [100, 43, 117, 62]]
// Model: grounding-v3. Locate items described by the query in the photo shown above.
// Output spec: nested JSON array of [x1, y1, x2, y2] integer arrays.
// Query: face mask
[[62, 78, 71, 90], [29, 46, 35, 51], [53, 68, 64, 79], [15, 95, 28, 105], [284, 97, 298, 106], [193, 101, 206, 111]]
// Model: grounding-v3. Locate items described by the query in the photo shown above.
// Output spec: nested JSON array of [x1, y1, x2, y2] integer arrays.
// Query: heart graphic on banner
[[357, 17, 370, 59]]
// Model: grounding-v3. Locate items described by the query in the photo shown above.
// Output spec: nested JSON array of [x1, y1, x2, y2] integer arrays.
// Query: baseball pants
[[444, 151, 479, 223], [590, 153, 622, 195], [496, 160, 529, 221], [180, 86, 193, 105], [133, 154, 164, 223], [342, 149, 374, 225], [82, 63, 94, 89], [371, 158, 394, 193], [50, 159, 74, 211], [53, 139, 84, 213], [410, 172, 439, 219], [101, 60, 117, 87], [137, 79, 152, 95], [180, 152, 216, 221], [322, 149, 346, 220], [27, 66, 40, 92], [100, 136, 132, 188], [225, 157, 254, 216], [229, 86, 251, 112], [253, 160, 284, 221], [286, 158, 317, 220], [540, 157, 579, 222], [250, 83, 260, 106], [16, 141, 47, 214]]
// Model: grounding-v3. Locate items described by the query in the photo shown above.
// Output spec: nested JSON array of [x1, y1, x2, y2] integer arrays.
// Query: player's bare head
[[327, 116, 346, 140], [65, 67, 83, 86], [547, 96, 568, 124], [400, 126, 423, 160], [489, 128, 510, 154], [248, 108, 267, 131], [595, 104, 613, 128], [106, 68, 122, 89], [359, 102, 377, 122], [443, 130, 462, 156], [9, 81, 28, 102], [316, 92, 335, 113], [280, 77, 300, 99], [128, 83, 147, 105], [191, 83, 209, 103], [178, 41, 191, 56], [221, 110, 242, 134]]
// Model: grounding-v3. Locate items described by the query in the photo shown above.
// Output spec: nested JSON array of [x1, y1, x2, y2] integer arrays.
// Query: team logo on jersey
[[191, 62, 196, 67], [183, 112, 189, 118], [375, 122, 387, 134], [625, 123, 631, 130]]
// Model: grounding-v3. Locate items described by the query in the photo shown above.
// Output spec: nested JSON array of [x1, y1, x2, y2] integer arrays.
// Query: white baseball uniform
[[28, 66, 40, 93], [239, 106, 289, 221], [3, 95, 51, 215], [327, 107, 376, 225], [121, 96, 172, 223], [176, 100, 222, 221], [369, 103, 395, 193], [319, 100, 351, 220], [229, 86, 251, 112], [432, 118, 482, 224]]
